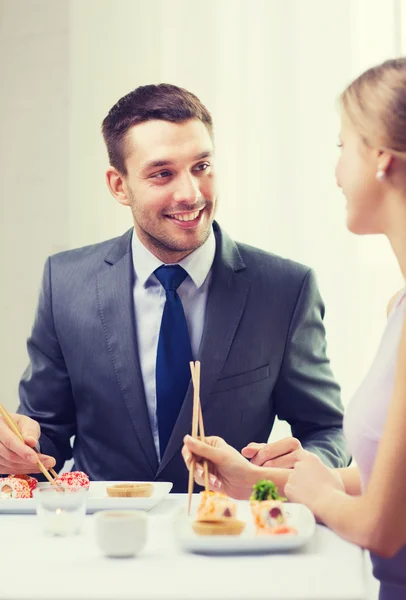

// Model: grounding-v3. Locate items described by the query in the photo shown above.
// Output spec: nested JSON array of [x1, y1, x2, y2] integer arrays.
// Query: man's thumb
[[21, 422, 40, 447], [22, 433, 38, 447], [241, 445, 259, 458]]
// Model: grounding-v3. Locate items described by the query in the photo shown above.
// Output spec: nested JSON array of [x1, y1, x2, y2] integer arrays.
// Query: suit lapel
[[157, 224, 250, 475], [96, 229, 158, 475]]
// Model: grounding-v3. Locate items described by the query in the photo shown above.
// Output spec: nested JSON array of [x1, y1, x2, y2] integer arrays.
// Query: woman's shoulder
[[387, 287, 406, 317]]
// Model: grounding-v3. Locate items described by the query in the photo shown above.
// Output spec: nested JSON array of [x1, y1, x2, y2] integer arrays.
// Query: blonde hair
[[340, 57, 406, 161]]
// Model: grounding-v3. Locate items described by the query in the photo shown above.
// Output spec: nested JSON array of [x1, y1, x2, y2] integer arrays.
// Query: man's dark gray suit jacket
[[18, 222, 350, 492]]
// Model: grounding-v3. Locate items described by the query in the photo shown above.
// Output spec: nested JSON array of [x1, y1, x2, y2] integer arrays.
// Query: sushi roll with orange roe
[[192, 490, 245, 536], [196, 490, 237, 522]]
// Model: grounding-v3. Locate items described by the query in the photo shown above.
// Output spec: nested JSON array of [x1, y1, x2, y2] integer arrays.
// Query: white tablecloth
[[0, 494, 368, 600]]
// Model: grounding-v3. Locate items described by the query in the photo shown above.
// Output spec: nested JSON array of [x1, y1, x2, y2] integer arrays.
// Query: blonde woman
[[182, 57, 406, 599]]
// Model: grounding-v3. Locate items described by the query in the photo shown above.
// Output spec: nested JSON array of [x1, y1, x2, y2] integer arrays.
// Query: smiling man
[[1, 84, 350, 491]]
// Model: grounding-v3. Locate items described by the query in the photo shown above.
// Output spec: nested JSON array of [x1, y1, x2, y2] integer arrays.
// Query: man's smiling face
[[120, 118, 217, 262]]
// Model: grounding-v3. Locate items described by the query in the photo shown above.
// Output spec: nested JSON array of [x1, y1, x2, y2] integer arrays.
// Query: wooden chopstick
[[0, 404, 57, 485], [33, 448, 59, 480], [187, 361, 209, 516], [187, 361, 200, 515], [194, 362, 209, 491]]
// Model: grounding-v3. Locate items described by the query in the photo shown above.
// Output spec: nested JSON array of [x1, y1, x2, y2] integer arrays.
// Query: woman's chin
[[346, 217, 378, 236]]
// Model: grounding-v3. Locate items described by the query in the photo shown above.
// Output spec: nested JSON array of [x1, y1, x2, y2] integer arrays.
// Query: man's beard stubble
[[129, 193, 216, 257]]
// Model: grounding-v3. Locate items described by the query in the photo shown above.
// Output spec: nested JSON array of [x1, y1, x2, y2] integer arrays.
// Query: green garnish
[[250, 479, 286, 502]]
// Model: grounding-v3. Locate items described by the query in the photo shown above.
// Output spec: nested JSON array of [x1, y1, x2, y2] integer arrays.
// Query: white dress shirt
[[131, 228, 216, 460]]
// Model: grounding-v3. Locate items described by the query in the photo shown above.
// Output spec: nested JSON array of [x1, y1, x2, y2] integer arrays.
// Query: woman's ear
[[376, 150, 394, 176]]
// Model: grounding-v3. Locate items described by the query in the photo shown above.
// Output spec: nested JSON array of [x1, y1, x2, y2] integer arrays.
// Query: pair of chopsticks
[[187, 360, 209, 515], [0, 403, 58, 485]]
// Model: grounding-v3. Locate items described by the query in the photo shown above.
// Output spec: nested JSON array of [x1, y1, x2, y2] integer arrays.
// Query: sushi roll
[[11, 475, 38, 497], [193, 491, 245, 536], [0, 477, 31, 499], [58, 471, 90, 489], [250, 479, 297, 535], [196, 490, 237, 522], [251, 499, 287, 530]]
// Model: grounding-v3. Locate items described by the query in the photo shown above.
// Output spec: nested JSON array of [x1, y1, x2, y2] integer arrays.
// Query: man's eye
[[152, 171, 171, 179], [194, 162, 211, 172]]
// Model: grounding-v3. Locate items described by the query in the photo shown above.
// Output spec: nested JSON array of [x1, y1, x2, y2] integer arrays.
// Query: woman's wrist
[[312, 486, 345, 521], [248, 464, 291, 494]]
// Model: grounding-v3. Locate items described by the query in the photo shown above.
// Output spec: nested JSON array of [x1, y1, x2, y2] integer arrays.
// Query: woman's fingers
[[183, 435, 221, 463], [194, 464, 222, 490]]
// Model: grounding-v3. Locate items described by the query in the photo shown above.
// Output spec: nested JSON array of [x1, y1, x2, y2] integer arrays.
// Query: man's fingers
[[261, 449, 310, 469], [16, 414, 41, 446], [271, 437, 302, 455], [0, 444, 30, 466], [0, 455, 43, 473], [0, 458, 30, 472], [0, 461, 44, 474], [262, 452, 299, 469], [0, 444, 55, 474], [0, 433, 37, 464], [0, 415, 40, 462], [249, 438, 302, 466], [38, 454, 56, 468], [0, 458, 55, 475], [241, 443, 265, 459], [242, 439, 301, 464], [23, 435, 38, 448]]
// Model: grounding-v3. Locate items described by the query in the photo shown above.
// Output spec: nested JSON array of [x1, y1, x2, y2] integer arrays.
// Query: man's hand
[[241, 437, 310, 469], [0, 413, 55, 475]]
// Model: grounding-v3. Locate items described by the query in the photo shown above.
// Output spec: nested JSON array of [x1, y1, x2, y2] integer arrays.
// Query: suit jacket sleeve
[[17, 257, 75, 472], [273, 268, 351, 468]]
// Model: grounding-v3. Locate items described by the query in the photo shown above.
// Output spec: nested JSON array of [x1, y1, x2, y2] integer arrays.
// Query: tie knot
[[154, 265, 188, 292]]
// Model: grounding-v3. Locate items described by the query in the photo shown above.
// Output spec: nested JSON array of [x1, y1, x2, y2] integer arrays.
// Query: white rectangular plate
[[0, 481, 172, 514], [174, 502, 315, 554]]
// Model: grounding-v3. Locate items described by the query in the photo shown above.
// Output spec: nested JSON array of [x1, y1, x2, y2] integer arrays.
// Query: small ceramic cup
[[94, 510, 147, 557]]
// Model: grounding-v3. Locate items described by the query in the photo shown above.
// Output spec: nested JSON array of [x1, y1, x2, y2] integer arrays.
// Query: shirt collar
[[131, 227, 216, 289]]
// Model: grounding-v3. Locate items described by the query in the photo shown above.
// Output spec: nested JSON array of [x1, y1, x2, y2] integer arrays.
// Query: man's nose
[[173, 172, 200, 204]]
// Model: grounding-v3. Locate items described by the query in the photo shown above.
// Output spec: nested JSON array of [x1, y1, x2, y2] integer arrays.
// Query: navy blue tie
[[154, 265, 193, 458]]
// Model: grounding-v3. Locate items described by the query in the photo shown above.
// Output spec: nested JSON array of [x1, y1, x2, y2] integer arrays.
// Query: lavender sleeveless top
[[344, 288, 406, 600]]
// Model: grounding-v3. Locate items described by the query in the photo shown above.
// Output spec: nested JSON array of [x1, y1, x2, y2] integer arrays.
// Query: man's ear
[[105, 167, 131, 206]]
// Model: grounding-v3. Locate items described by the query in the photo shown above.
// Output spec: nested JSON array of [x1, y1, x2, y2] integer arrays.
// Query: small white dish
[[94, 510, 147, 557], [174, 502, 315, 555]]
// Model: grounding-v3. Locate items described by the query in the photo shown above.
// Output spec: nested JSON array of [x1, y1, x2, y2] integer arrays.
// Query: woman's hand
[[285, 452, 345, 517], [182, 435, 261, 500]]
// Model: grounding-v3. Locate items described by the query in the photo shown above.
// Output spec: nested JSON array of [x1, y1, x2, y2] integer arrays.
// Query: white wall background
[[0, 0, 70, 411], [1, 1, 404, 444]]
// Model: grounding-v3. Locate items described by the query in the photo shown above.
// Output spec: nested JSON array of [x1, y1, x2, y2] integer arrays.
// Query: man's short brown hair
[[102, 83, 214, 174]]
